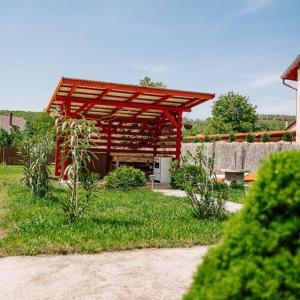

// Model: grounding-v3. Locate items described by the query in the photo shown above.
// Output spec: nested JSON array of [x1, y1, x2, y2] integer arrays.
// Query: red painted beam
[[55, 96, 191, 112]]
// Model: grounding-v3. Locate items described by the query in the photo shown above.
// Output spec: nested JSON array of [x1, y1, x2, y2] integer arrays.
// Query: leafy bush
[[283, 132, 293, 142], [193, 138, 201, 143], [228, 133, 236, 142], [0, 126, 23, 147], [246, 133, 255, 143], [204, 135, 211, 142], [104, 166, 146, 190], [170, 163, 204, 190], [212, 135, 221, 141], [261, 132, 270, 143], [18, 134, 53, 198], [184, 151, 300, 299]]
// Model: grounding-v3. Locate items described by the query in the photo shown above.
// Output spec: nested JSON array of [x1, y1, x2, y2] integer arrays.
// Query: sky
[[0, 0, 299, 119]]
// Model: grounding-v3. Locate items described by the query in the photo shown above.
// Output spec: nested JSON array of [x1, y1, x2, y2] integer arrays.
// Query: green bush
[[228, 133, 236, 142], [170, 164, 203, 190], [246, 133, 255, 143], [193, 138, 201, 143], [104, 166, 146, 190], [204, 135, 211, 142], [283, 132, 293, 142], [213, 135, 221, 141], [184, 151, 300, 300], [261, 132, 270, 143]]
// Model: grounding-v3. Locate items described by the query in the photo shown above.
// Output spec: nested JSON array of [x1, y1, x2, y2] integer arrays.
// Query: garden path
[[0, 246, 209, 300], [154, 189, 243, 212]]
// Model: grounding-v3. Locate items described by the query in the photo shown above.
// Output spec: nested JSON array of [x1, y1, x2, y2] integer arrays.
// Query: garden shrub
[[193, 138, 201, 143], [104, 165, 146, 190], [246, 133, 255, 143], [184, 150, 300, 300], [204, 135, 211, 142], [18, 134, 53, 198], [228, 133, 236, 142], [170, 163, 203, 190], [283, 132, 293, 142], [213, 135, 221, 141], [261, 132, 270, 143]]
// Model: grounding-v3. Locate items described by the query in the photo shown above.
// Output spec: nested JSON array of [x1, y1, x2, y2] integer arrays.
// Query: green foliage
[[0, 126, 23, 147], [170, 163, 204, 190], [18, 134, 53, 198], [184, 151, 300, 300], [261, 132, 270, 143], [246, 133, 255, 143], [104, 165, 146, 190], [139, 76, 167, 88], [0, 128, 10, 147], [204, 135, 211, 142], [203, 116, 233, 135], [52, 111, 101, 223], [211, 92, 258, 133], [255, 119, 287, 131], [182, 118, 207, 137], [172, 145, 227, 219], [25, 112, 55, 136], [212, 135, 221, 141], [193, 138, 201, 143], [229, 133, 236, 142], [283, 132, 293, 142]]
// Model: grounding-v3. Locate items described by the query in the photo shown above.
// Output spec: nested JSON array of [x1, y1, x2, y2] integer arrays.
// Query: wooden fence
[[0, 147, 55, 165]]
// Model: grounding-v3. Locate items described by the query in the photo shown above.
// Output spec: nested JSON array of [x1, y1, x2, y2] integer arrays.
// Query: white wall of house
[[297, 68, 300, 144]]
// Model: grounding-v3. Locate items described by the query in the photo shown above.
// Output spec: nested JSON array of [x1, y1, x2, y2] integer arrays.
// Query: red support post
[[54, 138, 61, 177], [175, 111, 183, 161]]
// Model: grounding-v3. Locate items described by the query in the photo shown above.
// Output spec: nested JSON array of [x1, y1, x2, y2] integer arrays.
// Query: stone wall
[[181, 142, 300, 174]]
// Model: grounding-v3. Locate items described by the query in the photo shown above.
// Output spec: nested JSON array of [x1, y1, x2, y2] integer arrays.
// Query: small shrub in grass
[[261, 132, 270, 143], [18, 134, 53, 198], [228, 133, 236, 142], [104, 166, 146, 190], [283, 131, 293, 142], [246, 133, 255, 143], [184, 151, 300, 300]]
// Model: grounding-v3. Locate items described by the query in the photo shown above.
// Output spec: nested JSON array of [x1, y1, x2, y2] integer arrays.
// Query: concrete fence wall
[[181, 142, 300, 174]]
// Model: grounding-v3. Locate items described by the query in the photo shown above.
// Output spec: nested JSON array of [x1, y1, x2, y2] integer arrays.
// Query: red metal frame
[[47, 77, 214, 177]]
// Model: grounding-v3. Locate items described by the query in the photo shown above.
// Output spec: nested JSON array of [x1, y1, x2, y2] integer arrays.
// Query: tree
[[139, 76, 167, 88], [211, 92, 258, 133], [203, 117, 233, 135], [25, 112, 55, 136]]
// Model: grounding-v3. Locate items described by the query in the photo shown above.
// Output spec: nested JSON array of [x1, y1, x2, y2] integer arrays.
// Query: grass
[[227, 186, 246, 203], [0, 165, 224, 256]]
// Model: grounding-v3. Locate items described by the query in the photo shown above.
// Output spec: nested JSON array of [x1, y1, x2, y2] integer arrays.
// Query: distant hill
[[258, 114, 296, 122]]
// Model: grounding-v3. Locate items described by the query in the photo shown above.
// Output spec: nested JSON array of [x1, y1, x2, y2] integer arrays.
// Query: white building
[[282, 54, 300, 143]]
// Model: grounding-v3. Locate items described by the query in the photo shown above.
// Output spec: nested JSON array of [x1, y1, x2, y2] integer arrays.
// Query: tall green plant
[[52, 111, 100, 223], [18, 134, 53, 198], [176, 144, 227, 219]]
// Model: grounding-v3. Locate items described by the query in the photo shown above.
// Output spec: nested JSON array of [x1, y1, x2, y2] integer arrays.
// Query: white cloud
[[131, 63, 169, 73], [250, 73, 280, 87], [236, 0, 274, 15]]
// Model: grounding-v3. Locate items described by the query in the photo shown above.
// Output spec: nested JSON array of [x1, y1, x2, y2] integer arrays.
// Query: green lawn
[[0, 165, 224, 256]]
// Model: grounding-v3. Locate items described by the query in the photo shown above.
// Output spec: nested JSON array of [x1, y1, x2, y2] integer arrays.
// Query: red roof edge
[[281, 54, 300, 81]]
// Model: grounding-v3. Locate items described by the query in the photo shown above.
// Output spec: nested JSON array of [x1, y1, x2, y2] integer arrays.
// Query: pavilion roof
[[46, 77, 214, 121], [281, 54, 300, 81]]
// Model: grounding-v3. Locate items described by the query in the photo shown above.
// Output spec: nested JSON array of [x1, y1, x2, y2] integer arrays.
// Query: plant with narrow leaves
[[228, 133, 236, 142], [52, 111, 101, 223], [283, 131, 293, 142], [261, 132, 270, 143], [172, 144, 227, 219], [18, 134, 53, 198]]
